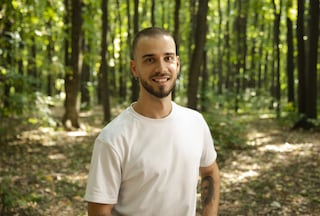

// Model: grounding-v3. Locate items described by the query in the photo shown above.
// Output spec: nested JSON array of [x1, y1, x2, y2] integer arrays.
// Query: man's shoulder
[[98, 107, 133, 139], [173, 102, 203, 117]]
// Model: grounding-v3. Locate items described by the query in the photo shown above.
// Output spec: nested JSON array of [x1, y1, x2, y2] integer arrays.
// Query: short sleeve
[[84, 138, 121, 204], [200, 118, 217, 167]]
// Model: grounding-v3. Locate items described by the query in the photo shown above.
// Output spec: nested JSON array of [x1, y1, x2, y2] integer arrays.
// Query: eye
[[165, 55, 175, 62], [144, 58, 155, 64]]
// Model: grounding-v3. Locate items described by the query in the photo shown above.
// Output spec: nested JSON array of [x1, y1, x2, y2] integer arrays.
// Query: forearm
[[87, 202, 114, 216], [201, 163, 220, 216], [202, 176, 220, 215]]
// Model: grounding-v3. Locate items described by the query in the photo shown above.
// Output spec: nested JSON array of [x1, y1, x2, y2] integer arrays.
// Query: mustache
[[151, 72, 171, 77]]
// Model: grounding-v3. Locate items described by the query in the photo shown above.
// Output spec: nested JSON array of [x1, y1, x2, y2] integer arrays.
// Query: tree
[[234, 0, 248, 112], [305, 0, 319, 120], [286, 0, 295, 104], [131, 0, 140, 102], [63, 0, 83, 128], [272, 0, 281, 118], [99, 0, 111, 123], [296, 0, 307, 116], [187, 0, 209, 110], [295, 0, 319, 129]]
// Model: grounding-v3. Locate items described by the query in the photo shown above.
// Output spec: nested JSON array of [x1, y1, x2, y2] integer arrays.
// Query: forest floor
[[0, 106, 319, 216]]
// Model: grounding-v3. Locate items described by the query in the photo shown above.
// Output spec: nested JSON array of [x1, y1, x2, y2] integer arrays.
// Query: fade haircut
[[131, 27, 176, 60]]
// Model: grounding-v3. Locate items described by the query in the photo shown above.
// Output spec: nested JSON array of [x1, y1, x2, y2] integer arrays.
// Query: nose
[[155, 59, 167, 73]]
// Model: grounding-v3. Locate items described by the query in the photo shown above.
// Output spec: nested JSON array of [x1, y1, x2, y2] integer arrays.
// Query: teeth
[[155, 78, 167, 82], [153, 77, 169, 82]]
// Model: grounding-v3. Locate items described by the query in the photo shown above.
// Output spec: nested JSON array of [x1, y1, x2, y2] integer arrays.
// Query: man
[[84, 27, 220, 216]]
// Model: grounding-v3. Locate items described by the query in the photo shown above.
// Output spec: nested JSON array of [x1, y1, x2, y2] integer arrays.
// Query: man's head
[[130, 27, 180, 99], [131, 27, 176, 60]]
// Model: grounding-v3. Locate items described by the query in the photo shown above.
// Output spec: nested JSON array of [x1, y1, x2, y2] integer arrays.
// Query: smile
[[152, 77, 170, 83]]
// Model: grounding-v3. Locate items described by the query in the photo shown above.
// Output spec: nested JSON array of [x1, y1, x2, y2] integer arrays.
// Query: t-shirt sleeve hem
[[84, 195, 117, 205], [200, 155, 216, 168]]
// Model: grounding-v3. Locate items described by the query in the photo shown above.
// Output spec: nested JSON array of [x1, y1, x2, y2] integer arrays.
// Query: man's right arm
[[87, 202, 114, 216]]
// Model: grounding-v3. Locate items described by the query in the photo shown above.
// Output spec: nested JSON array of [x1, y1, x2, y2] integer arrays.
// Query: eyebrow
[[142, 52, 176, 59]]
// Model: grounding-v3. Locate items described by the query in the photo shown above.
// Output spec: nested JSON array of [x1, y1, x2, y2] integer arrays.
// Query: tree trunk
[[273, 0, 281, 118], [200, 50, 208, 112], [187, 0, 209, 110], [234, 0, 247, 112], [28, 37, 37, 90], [224, 0, 231, 90], [217, 0, 223, 94], [99, 0, 111, 123], [81, 40, 90, 109], [286, 0, 295, 103], [131, 0, 139, 102], [116, 0, 127, 100], [296, 0, 306, 115], [172, 0, 180, 101], [305, 0, 319, 119], [63, 0, 83, 128], [151, 0, 155, 26]]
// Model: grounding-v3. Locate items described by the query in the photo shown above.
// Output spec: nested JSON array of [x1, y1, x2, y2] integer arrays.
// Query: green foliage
[[204, 109, 248, 162]]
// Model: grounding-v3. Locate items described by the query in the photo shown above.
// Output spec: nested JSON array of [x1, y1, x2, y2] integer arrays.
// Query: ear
[[176, 56, 181, 77], [130, 60, 138, 78]]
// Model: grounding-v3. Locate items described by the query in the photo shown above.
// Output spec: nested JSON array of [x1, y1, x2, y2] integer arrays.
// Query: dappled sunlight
[[220, 117, 320, 215], [223, 169, 259, 184], [65, 172, 88, 183], [48, 153, 66, 160], [247, 131, 273, 146], [67, 131, 87, 137], [258, 142, 313, 153]]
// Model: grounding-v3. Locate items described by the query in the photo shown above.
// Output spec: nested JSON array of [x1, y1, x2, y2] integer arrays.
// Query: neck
[[133, 95, 172, 119]]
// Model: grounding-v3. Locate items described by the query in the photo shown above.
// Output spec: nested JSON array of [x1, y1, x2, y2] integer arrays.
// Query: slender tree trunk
[[116, 0, 127, 100], [81, 41, 90, 109], [63, 0, 83, 128], [296, 0, 306, 115], [234, 0, 247, 112], [131, 0, 139, 102], [286, 0, 295, 103], [273, 0, 281, 118], [99, 0, 111, 123], [225, 0, 231, 90], [151, 0, 155, 26], [200, 50, 208, 112], [217, 0, 223, 94], [187, 0, 209, 110], [172, 0, 180, 100], [28, 37, 37, 90]]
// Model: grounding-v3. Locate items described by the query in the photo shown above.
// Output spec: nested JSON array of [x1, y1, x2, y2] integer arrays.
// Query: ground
[[0, 107, 319, 215]]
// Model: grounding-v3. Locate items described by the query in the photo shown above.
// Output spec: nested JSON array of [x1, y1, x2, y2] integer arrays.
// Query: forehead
[[134, 35, 176, 58]]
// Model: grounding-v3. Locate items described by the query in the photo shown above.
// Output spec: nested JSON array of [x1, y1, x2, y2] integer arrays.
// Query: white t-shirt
[[84, 102, 217, 216]]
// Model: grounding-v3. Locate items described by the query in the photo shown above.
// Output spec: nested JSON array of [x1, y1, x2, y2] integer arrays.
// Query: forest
[[0, 0, 319, 215]]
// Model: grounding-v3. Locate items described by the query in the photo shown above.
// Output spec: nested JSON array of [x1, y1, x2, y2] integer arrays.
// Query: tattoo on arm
[[201, 175, 214, 206]]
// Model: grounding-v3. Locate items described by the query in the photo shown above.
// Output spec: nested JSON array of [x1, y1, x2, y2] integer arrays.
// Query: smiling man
[[84, 27, 220, 216]]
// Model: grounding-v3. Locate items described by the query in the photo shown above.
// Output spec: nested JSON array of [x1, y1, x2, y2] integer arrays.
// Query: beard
[[140, 76, 176, 98]]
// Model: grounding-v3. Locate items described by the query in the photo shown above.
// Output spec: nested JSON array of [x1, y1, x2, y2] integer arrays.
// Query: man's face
[[130, 35, 180, 99]]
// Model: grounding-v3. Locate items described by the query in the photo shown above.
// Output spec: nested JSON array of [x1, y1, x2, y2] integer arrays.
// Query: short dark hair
[[131, 27, 175, 59]]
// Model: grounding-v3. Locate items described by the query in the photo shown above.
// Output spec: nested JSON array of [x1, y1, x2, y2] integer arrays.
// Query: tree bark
[[305, 0, 319, 119], [286, 0, 295, 103], [187, 0, 209, 110], [131, 0, 139, 102], [63, 0, 83, 128], [99, 0, 111, 123], [273, 0, 281, 118], [296, 0, 306, 115]]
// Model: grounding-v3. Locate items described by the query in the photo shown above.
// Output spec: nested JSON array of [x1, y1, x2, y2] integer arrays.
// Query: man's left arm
[[200, 161, 220, 216]]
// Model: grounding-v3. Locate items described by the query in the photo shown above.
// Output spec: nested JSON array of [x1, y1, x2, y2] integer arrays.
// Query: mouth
[[152, 76, 170, 84]]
